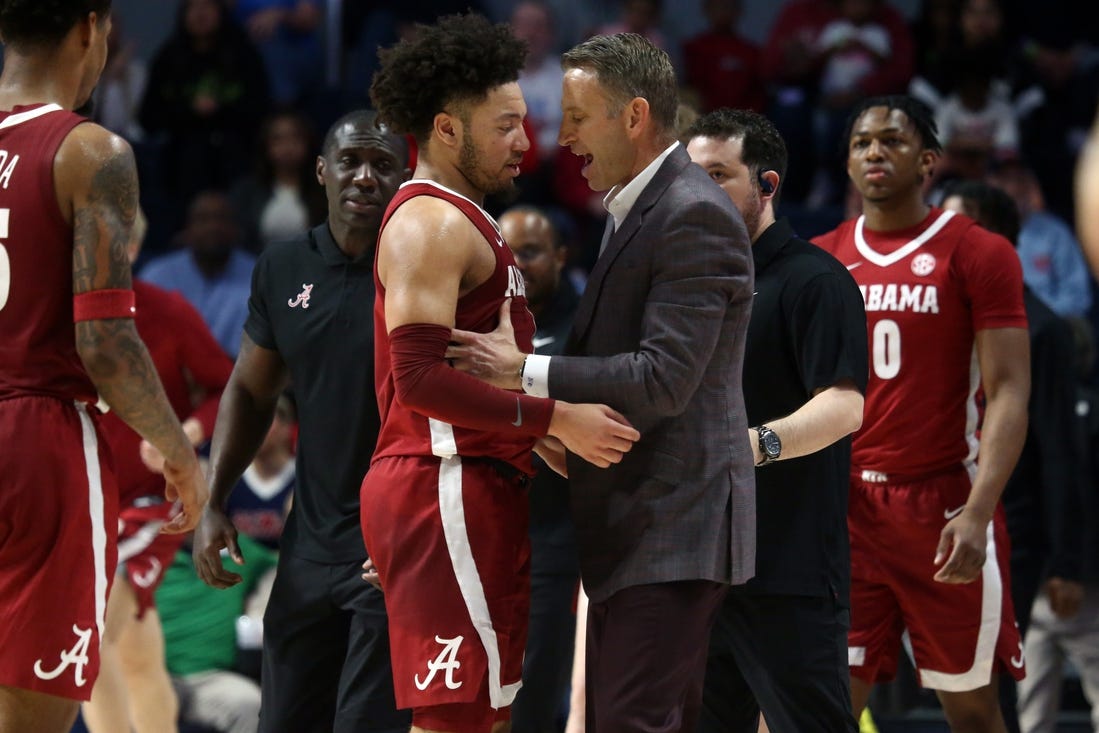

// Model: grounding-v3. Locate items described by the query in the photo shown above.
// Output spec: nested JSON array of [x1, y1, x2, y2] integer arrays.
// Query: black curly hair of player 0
[[369, 13, 528, 145], [0, 0, 111, 50]]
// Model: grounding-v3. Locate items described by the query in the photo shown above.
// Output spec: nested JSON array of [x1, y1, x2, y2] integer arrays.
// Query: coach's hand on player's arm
[[192, 506, 246, 588], [933, 509, 988, 584]]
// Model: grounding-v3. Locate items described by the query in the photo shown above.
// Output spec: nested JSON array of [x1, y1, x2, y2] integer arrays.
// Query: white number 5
[[0, 208, 10, 312]]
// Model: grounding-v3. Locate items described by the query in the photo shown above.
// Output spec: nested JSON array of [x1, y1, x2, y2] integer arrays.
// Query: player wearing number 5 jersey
[[0, 3, 207, 732], [813, 95, 1029, 733]]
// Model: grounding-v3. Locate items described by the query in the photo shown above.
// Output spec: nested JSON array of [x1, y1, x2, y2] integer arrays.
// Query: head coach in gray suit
[[447, 32, 756, 733]]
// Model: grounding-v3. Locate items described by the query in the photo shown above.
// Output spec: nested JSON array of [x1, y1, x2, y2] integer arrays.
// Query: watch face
[[762, 430, 781, 457]]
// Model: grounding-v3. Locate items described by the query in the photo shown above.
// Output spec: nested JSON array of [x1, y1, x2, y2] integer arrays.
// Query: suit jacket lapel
[[567, 147, 692, 352]]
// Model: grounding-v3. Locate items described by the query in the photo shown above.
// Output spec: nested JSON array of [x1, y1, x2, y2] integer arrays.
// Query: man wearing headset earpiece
[[686, 108, 868, 733]]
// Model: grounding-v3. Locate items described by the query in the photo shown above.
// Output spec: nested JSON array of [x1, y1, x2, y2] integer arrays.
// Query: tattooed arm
[[57, 124, 209, 533]]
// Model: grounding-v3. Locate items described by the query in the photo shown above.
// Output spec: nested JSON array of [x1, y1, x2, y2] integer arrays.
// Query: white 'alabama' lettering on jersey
[[858, 283, 940, 313]]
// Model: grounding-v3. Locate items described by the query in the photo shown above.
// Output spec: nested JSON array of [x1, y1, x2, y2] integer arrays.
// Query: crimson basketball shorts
[[117, 497, 185, 618], [360, 453, 531, 733], [0, 396, 119, 700], [848, 466, 1025, 691]]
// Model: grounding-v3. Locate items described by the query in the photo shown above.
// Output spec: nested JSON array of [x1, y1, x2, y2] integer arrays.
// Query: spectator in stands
[[224, 395, 296, 551], [157, 534, 278, 733], [761, 0, 912, 206], [229, 109, 326, 252], [139, 0, 270, 205], [231, 0, 322, 108], [90, 16, 146, 143], [597, 0, 668, 51], [990, 161, 1093, 318], [140, 191, 257, 357], [681, 0, 766, 114]]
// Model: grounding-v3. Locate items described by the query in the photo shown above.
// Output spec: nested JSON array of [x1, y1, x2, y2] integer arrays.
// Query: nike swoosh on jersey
[[511, 398, 522, 427], [944, 505, 965, 520], [532, 336, 555, 349], [846, 262, 863, 271]]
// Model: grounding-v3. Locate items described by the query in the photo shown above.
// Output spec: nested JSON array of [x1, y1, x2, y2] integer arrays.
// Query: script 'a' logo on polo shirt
[[287, 283, 314, 309]]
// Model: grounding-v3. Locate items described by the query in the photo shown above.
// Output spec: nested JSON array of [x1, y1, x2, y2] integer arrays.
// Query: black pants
[[259, 554, 410, 733], [587, 580, 728, 733], [697, 590, 857, 733], [512, 568, 578, 733]]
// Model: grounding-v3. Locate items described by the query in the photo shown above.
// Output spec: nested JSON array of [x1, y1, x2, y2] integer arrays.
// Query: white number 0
[[872, 318, 901, 380], [0, 208, 10, 312]]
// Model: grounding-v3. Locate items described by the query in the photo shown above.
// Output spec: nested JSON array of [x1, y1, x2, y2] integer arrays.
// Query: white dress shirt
[[521, 142, 680, 398]]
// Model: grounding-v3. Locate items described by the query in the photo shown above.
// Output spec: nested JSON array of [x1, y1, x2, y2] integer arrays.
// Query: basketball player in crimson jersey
[[813, 95, 1030, 732], [0, 2, 208, 731], [365, 13, 639, 733]]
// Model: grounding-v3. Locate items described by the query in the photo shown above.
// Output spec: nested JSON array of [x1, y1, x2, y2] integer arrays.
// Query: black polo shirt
[[245, 223, 378, 563], [741, 218, 868, 602]]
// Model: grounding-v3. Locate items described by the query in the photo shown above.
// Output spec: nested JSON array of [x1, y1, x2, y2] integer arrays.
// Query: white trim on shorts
[[428, 417, 522, 709], [75, 401, 109, 645], [918, 518, 1002, 691]]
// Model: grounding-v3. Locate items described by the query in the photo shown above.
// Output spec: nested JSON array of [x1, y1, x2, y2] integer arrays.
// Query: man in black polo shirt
[[192, 110, 412, 733], [686, 108, 868, 733]]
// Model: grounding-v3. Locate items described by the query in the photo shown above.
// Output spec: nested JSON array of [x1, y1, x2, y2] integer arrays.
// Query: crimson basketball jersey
[[814, 208, 1026, 477], [0, 104, 94, 404], [372, 180, 538, 471]]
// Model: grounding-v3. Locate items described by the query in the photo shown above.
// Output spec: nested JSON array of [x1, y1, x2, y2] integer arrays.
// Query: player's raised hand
[[548, 402, 640, 468]]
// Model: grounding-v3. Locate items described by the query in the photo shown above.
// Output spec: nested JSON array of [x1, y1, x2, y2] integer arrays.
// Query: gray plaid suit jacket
[[548, 145, 757, 603]]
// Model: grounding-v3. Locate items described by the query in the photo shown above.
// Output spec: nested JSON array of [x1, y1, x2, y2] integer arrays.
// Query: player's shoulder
[[382, 190, 480, 248], [55, 121, 133, 171]]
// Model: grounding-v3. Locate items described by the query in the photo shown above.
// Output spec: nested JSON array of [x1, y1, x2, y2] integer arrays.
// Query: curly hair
[[0, 0, 111, 49], [369, 13, 527, 144]]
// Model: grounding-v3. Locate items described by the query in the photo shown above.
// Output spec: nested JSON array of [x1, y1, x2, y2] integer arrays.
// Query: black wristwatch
[[755, 425, 781, 466]]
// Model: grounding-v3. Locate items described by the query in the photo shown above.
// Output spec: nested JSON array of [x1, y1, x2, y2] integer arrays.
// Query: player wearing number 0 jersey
[[813, 95, 1029, 731], [814, 208, 1027, 477]]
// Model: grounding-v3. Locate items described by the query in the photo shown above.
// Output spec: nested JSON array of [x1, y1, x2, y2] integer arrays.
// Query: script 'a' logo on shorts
[[414, 635, 464, 691], [287, 283, 314, 309], [34, 625, 92, 687]]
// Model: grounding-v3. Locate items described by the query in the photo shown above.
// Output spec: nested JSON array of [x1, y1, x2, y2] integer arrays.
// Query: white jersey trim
[[436, 450, 521, 709], [0, 103, 63, 130], [75, 402, 109, 645], [400, 178, 502, 235], [854, 210, 956, 268], [918, 520, 1002, 691]]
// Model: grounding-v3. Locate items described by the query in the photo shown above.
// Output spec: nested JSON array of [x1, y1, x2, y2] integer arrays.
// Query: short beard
[[459, 131, 516, 197]]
